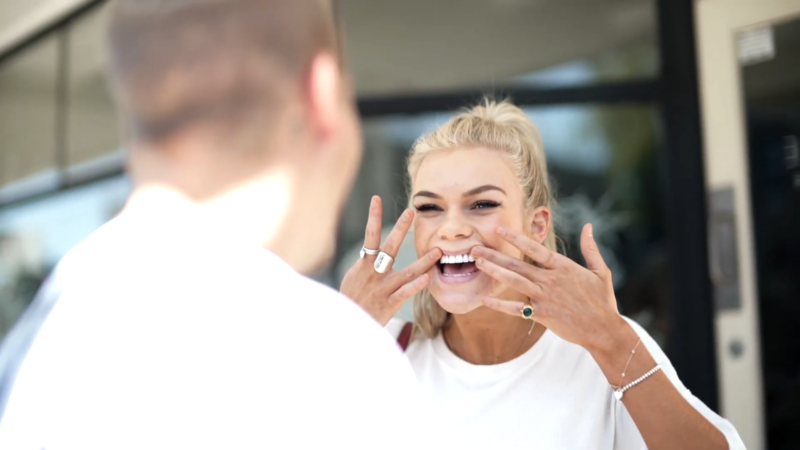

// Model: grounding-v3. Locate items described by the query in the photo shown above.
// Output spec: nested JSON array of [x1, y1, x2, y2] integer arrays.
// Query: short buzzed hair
[[107, 0, 338, 144]]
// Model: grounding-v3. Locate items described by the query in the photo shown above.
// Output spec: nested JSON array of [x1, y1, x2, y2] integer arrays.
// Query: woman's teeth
[[439, 254, 475, 264]]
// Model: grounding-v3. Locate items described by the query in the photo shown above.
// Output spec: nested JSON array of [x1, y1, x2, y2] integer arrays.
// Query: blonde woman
[[341, 100, 743, 449]]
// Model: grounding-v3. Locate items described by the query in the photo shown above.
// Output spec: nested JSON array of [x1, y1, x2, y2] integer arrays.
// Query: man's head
[[107, 0, 362, 273]]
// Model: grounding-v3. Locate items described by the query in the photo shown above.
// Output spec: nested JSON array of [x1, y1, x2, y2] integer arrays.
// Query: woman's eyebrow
[[413, 185, 506, 200], [413, 191, 441, 199], [463, 185, 506, 197]]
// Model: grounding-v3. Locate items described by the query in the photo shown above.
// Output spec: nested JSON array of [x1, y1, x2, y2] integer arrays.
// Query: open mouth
[[437, 253, 479, 279]]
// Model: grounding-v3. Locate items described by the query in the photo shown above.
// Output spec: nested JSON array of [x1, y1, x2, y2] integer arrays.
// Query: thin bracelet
[[615, 337, 641, 389], [613, 364, 662, 400]]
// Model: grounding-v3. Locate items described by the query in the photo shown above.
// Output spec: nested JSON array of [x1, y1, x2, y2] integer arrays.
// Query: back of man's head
[[107, 0, 338, 145], [107, 0, 363, 274]]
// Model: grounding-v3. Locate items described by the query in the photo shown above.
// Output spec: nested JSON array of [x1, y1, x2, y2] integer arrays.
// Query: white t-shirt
[[0, 217, 423, 450], [388, 318, 745, 450]]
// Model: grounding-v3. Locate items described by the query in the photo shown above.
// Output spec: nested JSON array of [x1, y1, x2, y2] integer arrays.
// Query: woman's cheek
[[413, 220, 431, 257], [476, 215, 525, 260], [473, 214, 501, 236]]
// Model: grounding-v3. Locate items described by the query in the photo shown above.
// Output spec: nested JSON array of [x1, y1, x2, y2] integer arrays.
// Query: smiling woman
[[340, 99, 743, 449]]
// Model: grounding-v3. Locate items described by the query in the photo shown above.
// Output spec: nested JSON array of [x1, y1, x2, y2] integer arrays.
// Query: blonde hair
[[407, 99, 558, 339]]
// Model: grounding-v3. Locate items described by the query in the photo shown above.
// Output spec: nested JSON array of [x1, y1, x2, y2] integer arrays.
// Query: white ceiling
[[0, 0, 53, 39], [342, 0, 656, 95]]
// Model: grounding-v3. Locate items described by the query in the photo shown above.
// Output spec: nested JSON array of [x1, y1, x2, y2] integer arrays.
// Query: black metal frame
[[655, 0, 719, 411], [0, 0, 719, 411]]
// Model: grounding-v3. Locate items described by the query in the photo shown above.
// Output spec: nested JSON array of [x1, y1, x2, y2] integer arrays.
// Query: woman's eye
[[473, 201, 500, 210], [414, 204, 442, 212]]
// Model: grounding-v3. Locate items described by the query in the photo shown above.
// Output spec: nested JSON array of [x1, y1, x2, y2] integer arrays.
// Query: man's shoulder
[[187, 248, 410, 371]]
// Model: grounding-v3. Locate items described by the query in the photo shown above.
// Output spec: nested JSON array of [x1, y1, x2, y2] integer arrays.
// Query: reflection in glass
[[67, 3, 122, 169], [330, 105, 670, 350], [0, 35, 59, 190], [512, 40, 658, 89]]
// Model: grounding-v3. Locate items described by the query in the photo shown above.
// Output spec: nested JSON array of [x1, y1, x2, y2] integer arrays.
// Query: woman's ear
[[528, 206, 551, 244]]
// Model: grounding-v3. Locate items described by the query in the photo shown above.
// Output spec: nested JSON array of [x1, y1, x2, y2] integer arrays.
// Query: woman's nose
[[438, 212, 472, 240]]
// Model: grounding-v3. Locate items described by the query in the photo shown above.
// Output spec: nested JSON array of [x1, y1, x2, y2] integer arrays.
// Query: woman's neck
[[442, 304, 546, 365]]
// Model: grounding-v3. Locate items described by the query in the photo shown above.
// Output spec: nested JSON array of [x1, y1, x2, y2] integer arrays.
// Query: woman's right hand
[[340, 196, 442, 326]]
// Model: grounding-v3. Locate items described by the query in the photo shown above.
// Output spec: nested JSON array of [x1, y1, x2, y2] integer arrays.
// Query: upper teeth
[[440, 254, 475, 264]]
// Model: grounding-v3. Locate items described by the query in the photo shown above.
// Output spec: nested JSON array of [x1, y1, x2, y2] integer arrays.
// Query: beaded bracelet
[[613, 364, 662, 400]]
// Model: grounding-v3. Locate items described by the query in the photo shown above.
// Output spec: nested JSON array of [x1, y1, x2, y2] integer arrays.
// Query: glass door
[[741, 16, 800, 450]]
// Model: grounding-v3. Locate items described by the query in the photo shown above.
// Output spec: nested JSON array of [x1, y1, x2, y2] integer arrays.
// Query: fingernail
[[588, 224, 594, 238], [472, 247, 483, 256], [496, 227, 507, 236]]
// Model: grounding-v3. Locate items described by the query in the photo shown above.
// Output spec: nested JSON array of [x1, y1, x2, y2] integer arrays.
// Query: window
[[0, 176, 130, 338]]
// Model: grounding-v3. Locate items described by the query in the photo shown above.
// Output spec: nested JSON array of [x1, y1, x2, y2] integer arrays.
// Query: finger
[[389, 273, 431, 306], [387, 248, 442, 291], [482, 297, 537, 319], [496, 227, 563, 269], [580, 223, 610, 277], [363, 196, 384, 254], [380, 208, 414, 258], [474, 256, 543, 299], [471, 246, 541, 281]]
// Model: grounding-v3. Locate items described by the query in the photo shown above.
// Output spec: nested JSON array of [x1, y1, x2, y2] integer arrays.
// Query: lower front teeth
[[444, 271, 476, 277]]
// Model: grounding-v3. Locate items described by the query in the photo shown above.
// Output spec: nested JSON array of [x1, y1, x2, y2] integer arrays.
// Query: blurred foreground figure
[[0, 1, 422, 448]]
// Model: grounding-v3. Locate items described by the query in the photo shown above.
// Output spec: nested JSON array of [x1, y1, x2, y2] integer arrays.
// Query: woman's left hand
[[471, 223, 625, 353], [474, 225, 733, 450]]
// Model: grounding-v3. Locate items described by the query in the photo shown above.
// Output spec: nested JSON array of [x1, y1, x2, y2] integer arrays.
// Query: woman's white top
[[387, 317, 745, 450]]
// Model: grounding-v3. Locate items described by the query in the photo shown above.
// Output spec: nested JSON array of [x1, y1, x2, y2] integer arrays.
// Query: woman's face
[[412, 147, 549, 314]]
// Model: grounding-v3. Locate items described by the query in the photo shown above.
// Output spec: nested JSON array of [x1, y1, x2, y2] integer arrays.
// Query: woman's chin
[[430, 291, 484, 314], [428, 274, 501, 314]]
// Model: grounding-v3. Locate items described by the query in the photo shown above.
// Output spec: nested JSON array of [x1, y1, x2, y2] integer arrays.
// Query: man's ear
[[305, 52, 342, 143], [528, 206, 551, 244]]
